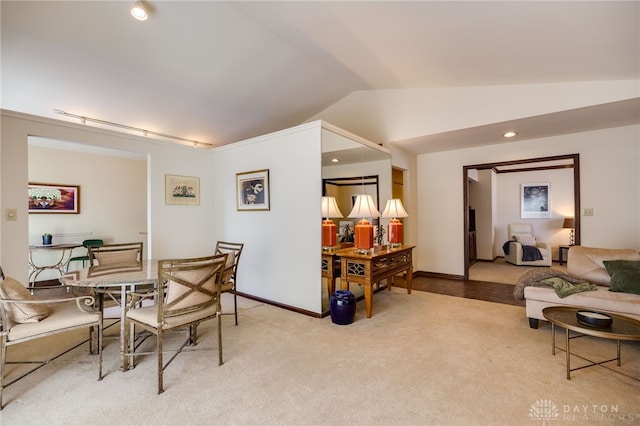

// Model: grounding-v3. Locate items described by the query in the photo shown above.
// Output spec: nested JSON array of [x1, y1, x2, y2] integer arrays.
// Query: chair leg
[[157, 329, 164, 394], [97, 318, 103, 381], [1, 335, 7, 410], [189, 324, 198, 346], [218, 313, 223, 366], [233, 292, 238, 326]]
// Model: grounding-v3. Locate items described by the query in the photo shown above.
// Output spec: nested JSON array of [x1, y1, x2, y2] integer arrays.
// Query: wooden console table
[[321, 245, 354, 298], [338, 245, 414, 318], [321, 251, 341, 297]]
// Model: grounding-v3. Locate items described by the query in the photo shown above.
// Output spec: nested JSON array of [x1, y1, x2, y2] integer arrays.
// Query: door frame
[[462, 154, 580, 280]]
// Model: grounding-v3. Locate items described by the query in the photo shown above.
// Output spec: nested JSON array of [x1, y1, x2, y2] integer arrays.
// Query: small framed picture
[[521, 182, 551, 218], [236, 169, 270, 211], [28, 183, 80, 214], [165, 174, 200, 205]]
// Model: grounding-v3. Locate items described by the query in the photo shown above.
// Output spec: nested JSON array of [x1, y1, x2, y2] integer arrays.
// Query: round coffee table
[[542, 306, 640, 380]]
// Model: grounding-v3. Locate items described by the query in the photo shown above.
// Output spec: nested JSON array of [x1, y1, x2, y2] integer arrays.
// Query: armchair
[[0, 276, 102, 409], [504, 223, 551, 266]]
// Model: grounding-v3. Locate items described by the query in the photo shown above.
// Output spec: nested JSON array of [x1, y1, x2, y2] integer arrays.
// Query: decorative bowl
[[576, 310, 613, 328]]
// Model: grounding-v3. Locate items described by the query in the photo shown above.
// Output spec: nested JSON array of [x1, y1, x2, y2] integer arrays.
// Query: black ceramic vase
[[330, 289, 356, 325]]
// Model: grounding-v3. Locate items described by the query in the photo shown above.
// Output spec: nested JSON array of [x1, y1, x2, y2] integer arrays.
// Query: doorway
[[463, 154, 580, 281]]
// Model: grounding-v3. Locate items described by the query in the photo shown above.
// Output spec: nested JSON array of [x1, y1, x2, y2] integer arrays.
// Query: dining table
[[28, 243, 82, 287], [60, 260, 158, 371]]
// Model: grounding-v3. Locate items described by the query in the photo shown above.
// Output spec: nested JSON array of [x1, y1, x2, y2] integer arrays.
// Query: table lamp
[[321, 196, 343, 250], [563, 217, 575, 246], [348, 194, 380, 252], [381, 199, 409, 247]]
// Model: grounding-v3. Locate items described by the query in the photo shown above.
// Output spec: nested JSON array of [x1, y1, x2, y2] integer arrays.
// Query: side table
[[558, 245, 571, 266]]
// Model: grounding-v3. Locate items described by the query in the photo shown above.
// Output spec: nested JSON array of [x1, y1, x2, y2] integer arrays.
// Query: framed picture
[[521, 182, 551, 218], [236, 169, 270, 211], [339, 221, 355, 243], [28, 183, 80, 214], [165, 174, 200, 205]]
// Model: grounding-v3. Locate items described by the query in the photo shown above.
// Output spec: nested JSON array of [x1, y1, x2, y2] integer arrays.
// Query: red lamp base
[[388, 219, 403, 246], [322, 219, 337, 248], [354, 218, 374, 251]]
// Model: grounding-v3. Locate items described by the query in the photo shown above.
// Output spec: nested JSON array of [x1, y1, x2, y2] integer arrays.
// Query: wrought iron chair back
[[214, 241, 244, 325]]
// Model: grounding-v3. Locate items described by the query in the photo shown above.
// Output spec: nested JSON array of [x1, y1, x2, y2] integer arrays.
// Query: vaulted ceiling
[[2, 1, 638, 154]]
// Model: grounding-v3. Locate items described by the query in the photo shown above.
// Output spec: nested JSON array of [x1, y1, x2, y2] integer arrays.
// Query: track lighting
[[131, 1, 148, 21], [54, 109, 213, 149]]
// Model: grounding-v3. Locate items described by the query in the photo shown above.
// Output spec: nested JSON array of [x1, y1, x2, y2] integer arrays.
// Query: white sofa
[[504, 223, 551, 267], [523, 246, 640, 328]]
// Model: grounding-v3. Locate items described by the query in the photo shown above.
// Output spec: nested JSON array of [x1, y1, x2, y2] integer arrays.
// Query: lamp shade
[[321, 196, 343, 219], [562, 217, 575, 229], [348, 194, 380, 219], [381, 199, 409, 219]]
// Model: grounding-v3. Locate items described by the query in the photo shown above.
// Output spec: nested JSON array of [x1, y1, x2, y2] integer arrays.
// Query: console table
[[338, 245, 414, 318]]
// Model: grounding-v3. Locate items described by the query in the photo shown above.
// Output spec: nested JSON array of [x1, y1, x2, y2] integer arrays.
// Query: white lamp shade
[[321, 196, 343, 219], [381, 199, 409, 219], [348, 194, 380, 219]]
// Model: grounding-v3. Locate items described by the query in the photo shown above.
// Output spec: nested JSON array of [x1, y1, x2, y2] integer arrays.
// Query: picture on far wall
[[28, 183, 80, 214], [521, 182, 551, 218], [236, 169, 270, 211], [165, 174, 200, 205]]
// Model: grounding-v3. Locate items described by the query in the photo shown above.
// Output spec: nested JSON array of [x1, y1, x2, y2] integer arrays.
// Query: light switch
[[583, 208, 594, 216], [5, 208, 17, 221]]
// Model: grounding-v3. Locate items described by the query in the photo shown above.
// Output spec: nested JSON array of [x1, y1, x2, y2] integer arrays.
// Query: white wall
[[416, 125, 640, 276], [1, 111, 216, 282], [469, 169, 496, 260], [211, 122, 323, 314], [495, 168, 574, 259], [27, 144, 147, 279]]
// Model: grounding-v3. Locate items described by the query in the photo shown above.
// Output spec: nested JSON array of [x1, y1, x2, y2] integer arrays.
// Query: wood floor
[[392, 275, 525, 307]]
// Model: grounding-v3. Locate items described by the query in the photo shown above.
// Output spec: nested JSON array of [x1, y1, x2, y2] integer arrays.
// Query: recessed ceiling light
[[503, 131, 517, 138], [331, 158, 340, 163], [131, 1, 148, 21]]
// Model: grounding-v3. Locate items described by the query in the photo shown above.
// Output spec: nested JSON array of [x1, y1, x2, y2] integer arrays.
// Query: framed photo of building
[[28, 183, 80, 214], [236, 169, 270, 211], [165, 174, 200, 205], [521, 182, 550, 218]]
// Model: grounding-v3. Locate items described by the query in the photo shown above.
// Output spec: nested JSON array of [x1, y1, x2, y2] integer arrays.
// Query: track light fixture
[[53, 109, 213, 149], [131, 1, 149, 21]]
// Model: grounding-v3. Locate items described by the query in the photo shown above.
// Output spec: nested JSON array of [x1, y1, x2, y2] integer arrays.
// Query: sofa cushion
[[604, 260, 640, 295], [567, 246, 640, 286], [524, 285, 640, 318], [0, 277, 49, 323]]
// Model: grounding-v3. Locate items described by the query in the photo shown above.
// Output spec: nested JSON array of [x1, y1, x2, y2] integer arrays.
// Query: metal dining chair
[[66, 239, 104, 272], [125, 254, 228, 393]]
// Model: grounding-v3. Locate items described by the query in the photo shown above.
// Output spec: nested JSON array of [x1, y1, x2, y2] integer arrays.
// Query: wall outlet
[[5, 208, 17, 221], [583, 208, 594, 216]]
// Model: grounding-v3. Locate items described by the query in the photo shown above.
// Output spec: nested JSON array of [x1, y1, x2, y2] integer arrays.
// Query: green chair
[[66, 239, 104, 272]]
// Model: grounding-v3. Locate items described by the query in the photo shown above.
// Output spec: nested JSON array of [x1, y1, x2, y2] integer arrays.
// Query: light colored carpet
[[469, 258, 568, 284], [2, 291, 638, 425]]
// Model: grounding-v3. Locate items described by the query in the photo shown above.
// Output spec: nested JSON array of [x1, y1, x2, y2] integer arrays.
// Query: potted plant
[[42, 233, 53, 245]]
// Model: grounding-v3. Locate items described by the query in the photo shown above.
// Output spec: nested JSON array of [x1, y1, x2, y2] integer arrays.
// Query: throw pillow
[[0, 277, 49, 323], [603, 260, 640, 295], [514, 233, 537, 246]]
